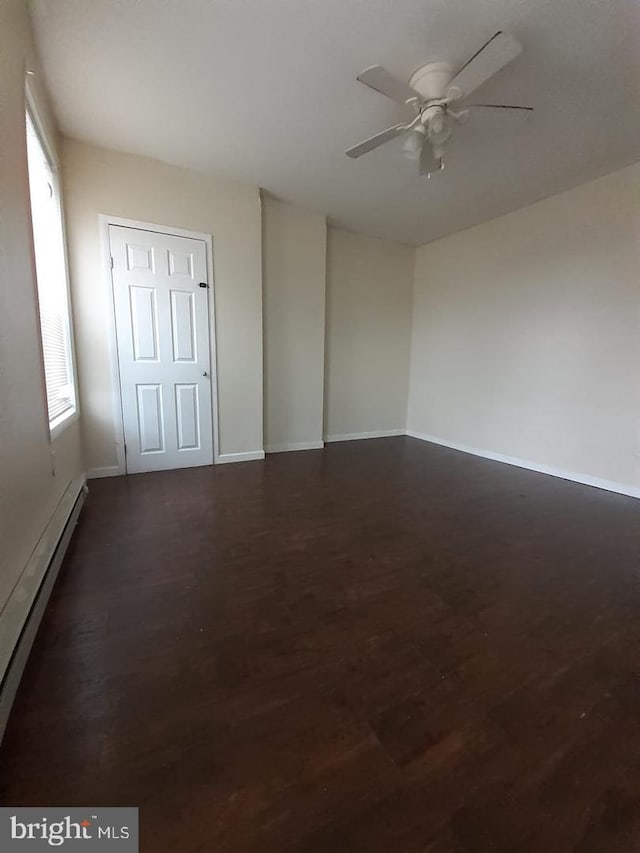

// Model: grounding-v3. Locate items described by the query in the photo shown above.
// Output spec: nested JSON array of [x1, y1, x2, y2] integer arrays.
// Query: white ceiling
[[30, 0, 640, 246]]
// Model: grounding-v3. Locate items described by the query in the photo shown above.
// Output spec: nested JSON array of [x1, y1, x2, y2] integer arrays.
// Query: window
[[25, 106, 76, 434]]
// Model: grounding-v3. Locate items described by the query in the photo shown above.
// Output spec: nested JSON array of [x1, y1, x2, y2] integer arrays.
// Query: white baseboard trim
[[216, 450, 265, 465], [324, 429, 406, 443], [265, 441, 324, 454], [406, 430, 640, 500], [0, 474, 87, 740], [87, 465, 122, 479]]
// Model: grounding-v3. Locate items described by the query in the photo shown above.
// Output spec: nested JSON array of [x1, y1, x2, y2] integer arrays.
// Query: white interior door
[[110, 224, 214, 474]]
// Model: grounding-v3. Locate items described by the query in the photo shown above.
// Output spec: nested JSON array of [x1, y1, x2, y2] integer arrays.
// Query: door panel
[[126, 243, 155, 273], [170, 290, 196, 362], [110, 225, 214, 473], [129, 286, 159, 361], [175, 384, 200, 450], [136, 383, 164, 453], [168, 248, 194, 278]]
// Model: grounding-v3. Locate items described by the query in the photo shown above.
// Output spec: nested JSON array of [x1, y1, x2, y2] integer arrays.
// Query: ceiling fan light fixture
[[425, 107, 452, 146], [402, 124, 427, 160]]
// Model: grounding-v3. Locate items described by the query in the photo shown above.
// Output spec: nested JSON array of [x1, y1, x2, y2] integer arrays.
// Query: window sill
[[50, 408, 79, 442]]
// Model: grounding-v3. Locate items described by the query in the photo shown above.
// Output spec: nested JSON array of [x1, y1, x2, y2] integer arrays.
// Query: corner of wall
[[404, 240, 423, 436]]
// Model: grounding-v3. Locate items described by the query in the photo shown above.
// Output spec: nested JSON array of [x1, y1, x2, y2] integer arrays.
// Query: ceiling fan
[[346, 31, 532, 177]]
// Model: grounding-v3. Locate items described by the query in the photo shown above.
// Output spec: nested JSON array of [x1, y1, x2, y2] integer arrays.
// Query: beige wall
[[0, 1, 84, 610], [324, 228, 414, 439], [408, 163, 640, 493], [262, 196, 326, 451], [61, 139, 264, 469]]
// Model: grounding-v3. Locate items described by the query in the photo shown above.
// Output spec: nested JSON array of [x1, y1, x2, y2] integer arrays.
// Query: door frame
[[99, 214, 220, 474]]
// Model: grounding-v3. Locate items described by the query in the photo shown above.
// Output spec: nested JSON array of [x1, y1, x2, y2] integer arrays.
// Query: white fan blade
[[357, 65, 419, 105], [468, 103, 533, 112], [447, 32, 522, 101], [345, 124, 407, 158]]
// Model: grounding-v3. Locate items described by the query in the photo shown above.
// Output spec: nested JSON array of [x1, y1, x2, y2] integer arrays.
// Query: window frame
[[25, 83, 79, 441]]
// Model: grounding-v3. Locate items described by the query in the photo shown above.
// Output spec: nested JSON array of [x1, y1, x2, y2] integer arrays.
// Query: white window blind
[[25, 110, 76, 430]]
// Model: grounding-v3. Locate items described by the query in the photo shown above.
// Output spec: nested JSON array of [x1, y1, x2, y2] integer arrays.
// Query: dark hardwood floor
[[1, 437, 640, 851]]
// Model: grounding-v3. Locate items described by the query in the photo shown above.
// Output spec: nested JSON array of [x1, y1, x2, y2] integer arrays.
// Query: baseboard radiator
[[0, 476, 87, 741]]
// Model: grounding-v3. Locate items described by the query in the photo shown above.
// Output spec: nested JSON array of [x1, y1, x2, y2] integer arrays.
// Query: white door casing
[[110, 224, 214, 473]]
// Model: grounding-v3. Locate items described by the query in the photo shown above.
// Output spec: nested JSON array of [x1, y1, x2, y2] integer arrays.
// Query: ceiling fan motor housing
[[408, 61, 455, 102]]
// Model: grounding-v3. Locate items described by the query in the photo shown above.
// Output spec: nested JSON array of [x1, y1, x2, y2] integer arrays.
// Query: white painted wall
[[61, 139, 264, 470], [262, 196, 326, 452], [0, 1, 84, 610], [324, 228, 414, 440], [408, 163, 640, 494]]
